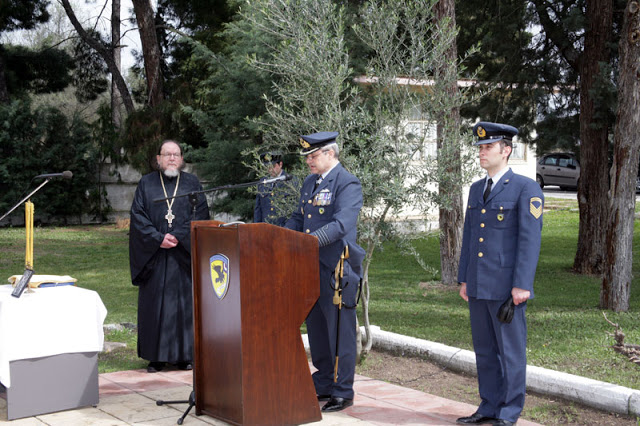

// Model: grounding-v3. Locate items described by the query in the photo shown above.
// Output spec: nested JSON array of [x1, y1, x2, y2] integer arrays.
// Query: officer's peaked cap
[[473, 122, 518, 145], [299, 131, 339, 155]]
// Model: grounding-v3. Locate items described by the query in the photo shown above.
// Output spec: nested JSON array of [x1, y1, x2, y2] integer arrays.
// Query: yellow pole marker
[[25, 201, 34, 269]]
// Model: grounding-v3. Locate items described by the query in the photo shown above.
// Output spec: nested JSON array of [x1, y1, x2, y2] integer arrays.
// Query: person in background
[[254, 152, 292, 227]]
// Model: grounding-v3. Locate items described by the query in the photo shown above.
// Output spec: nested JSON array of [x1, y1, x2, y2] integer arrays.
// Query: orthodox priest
[[129, 140, 210, 373]]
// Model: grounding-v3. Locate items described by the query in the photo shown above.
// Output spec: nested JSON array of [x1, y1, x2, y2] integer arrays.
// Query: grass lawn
[[0, 197, 639, 389]]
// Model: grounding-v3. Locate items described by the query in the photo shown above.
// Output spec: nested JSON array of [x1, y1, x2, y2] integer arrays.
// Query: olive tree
[[227, 0, 478, 357]]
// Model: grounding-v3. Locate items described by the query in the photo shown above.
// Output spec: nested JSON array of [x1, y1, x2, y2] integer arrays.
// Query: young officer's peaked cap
[[472, 122, 518, 145]]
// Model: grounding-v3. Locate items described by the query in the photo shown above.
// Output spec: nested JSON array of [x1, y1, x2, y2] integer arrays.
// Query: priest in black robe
[[129, 140, 210, 373]]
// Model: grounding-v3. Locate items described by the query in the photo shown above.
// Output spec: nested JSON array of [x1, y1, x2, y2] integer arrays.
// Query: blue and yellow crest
[[209, 254, 230, 300]]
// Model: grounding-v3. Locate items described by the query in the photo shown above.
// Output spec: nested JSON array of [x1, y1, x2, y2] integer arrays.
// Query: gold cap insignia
[[530, 197, 543, 219], [477, 126, 486, 138], [300, 138, 310, 149]]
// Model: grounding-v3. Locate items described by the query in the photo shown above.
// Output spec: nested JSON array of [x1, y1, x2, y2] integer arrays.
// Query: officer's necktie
[[483, 178, 493, 202], [314, 175, 323, 191]]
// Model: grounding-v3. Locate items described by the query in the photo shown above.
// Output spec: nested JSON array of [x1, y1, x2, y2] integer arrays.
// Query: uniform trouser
[[468, 297, 527, 423], [307, 264, 358, 399]]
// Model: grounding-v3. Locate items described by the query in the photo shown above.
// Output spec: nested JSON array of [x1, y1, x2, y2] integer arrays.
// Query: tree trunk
[[600, 0, 640, 312], [60, 0, 134, 114], [360, 253, 374, 355], [359, 204, 391, 360], [0, 51, 9, 103], [131, 0, 164, 107], [111, 0, 124, 129], [573, 0, 614, 275], [434, 0, 463, 285]]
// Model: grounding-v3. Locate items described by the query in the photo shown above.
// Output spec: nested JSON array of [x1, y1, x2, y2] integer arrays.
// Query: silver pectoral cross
[[165, 208, 175, 228]]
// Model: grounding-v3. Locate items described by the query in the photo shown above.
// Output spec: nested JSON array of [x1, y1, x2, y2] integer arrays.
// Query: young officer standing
[[457, 122, 544, 426]]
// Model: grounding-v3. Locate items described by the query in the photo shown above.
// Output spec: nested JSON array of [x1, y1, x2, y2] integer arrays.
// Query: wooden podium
[[190, 221, 322, 425]]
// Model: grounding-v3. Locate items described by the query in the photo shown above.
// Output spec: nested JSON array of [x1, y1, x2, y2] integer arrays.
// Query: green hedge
[[0, 99, 110, 224]]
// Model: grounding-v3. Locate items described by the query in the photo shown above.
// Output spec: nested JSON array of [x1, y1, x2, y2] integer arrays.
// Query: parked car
[[536, 152, 580, 190]]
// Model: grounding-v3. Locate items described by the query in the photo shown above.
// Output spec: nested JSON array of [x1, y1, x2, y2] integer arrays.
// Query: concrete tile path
[[0, 367, 541, 425]]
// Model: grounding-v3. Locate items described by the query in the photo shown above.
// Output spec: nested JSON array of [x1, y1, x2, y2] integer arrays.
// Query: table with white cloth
[[0, 284, 107, 420]]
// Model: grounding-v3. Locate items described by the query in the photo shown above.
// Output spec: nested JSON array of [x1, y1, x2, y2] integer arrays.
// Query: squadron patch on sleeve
[[529, 197, 543, 219]]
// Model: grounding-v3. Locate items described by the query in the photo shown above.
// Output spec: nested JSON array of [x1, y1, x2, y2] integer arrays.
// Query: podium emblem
[[210, 254, 230, 300]]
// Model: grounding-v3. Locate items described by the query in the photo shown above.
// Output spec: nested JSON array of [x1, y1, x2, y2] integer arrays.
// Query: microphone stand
[[156, 390, 195, 425], [152, 176, 291, 205], [0, 178, 53, 223], [154, 191, 200, 425], [153, 179, 275, 424], [1, 178, 58, 298]]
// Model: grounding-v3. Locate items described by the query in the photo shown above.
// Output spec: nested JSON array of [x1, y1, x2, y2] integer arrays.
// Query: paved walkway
[[0, 366, 541, 425]]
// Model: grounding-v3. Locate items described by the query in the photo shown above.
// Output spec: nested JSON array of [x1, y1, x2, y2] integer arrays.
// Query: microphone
[[11, 269, 34, 298], [35, 171, 73, 180], [261, 174, 292, 185]]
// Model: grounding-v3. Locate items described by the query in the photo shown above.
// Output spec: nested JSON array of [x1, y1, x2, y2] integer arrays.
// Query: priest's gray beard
[[163, 169, 179, 178]]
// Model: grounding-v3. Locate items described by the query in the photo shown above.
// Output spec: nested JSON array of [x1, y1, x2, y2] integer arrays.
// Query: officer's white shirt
[[484, 166, 511, 194], [320, 161, 340, 180]]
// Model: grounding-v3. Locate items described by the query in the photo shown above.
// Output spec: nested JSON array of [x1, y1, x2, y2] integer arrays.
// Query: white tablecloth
[[0, 285, 107, 388]]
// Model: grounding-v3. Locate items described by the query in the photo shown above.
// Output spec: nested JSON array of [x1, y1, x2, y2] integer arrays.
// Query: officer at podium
[[285, 131, 365, 412]]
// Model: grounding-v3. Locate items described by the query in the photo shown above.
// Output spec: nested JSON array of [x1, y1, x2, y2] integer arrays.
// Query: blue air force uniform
[[254, 152, 293, 227], [254, 171, 293, 227], [458, 122, 544, 423], [285, 132, 364, 401]]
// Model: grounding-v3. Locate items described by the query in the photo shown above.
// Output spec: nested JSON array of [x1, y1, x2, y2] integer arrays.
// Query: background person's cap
[[260, 152, 282, 164]]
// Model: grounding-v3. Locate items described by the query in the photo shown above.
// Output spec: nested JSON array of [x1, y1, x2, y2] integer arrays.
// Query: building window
[[511, 141, 526, 161]]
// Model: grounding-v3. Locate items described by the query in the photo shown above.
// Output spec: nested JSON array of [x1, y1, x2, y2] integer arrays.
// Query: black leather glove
[[497, 296, 515, 324]]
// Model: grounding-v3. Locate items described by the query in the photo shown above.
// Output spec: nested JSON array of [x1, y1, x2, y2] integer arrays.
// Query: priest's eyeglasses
[[161, 153, 182, 158]]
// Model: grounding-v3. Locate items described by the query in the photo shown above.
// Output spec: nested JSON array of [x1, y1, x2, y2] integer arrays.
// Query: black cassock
[[129, 171, 210, 363]]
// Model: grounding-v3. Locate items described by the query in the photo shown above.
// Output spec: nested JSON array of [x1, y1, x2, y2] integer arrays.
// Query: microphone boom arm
[[0, 178, 52, 223], [153, 175, 292, 204]]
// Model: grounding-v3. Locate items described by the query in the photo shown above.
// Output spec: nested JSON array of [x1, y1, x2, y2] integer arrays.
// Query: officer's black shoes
[[316, 394, 331, 401], [455, 412, 496, 424], [492, 420, 515, 426], [147, 362, 165, 373], [321, 397, 353, 412]]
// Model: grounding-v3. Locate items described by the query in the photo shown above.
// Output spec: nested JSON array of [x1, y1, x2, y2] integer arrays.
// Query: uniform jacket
[[285, 163, 365, 278], [457, 169, 544, 300], [254, 171, 293, 227]]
